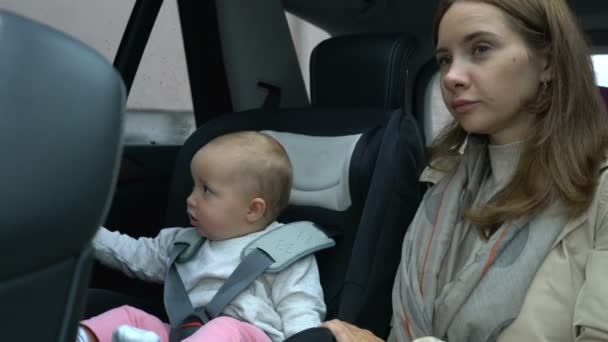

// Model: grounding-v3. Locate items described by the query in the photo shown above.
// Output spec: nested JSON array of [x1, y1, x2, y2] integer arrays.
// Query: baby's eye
[[201, 185, 213, 195]]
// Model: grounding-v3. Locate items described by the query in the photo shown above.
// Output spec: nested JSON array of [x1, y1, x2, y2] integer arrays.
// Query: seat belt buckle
[[179, 320, 203, 329], [170, 317, 205, 342]]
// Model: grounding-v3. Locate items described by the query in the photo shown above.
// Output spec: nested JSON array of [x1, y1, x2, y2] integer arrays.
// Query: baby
[[77, 131, 326, 342]]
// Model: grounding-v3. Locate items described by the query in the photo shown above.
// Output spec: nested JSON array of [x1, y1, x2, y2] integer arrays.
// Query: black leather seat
[[0, 10, 124, 341], [310, 33, 417, 110]]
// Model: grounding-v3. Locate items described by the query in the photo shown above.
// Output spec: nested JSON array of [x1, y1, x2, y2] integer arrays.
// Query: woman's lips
[[452, 100, 479, 114]]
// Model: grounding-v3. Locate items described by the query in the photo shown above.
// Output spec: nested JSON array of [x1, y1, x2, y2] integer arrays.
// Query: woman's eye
[[472, 44, 491, 56], [436, 55, 452, 67]]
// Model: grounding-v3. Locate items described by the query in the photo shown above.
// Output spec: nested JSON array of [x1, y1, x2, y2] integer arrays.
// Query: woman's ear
[[246, 197, 266, 222], [539, 49, 553, 83]]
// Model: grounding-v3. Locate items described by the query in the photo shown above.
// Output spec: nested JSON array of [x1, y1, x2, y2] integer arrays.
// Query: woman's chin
[[458, 121, 490, 137]]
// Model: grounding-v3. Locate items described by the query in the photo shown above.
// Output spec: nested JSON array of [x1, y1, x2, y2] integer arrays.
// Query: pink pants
[[81, 305, 272, 342]]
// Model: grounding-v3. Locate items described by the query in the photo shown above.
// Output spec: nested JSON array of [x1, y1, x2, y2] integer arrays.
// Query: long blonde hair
[[431, 0, 608, 232]]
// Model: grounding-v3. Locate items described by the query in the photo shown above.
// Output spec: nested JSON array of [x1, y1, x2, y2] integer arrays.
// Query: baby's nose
[[186, 193, 196, 206]]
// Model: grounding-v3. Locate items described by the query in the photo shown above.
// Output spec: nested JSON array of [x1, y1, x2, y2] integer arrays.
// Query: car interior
[[2, 0, 608, 340]]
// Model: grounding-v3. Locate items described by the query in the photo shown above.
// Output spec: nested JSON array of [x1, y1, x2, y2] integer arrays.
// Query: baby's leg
[[80, 305, 170, 342], [183, 316, 271, 342]]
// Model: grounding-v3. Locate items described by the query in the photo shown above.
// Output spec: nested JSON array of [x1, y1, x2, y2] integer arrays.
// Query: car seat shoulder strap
[[164, 221, 334, 339], [164, 239, 277, 335], [203, 221, 334, 318], [241, 221, 336, 273], [171, 228, 206, 263]]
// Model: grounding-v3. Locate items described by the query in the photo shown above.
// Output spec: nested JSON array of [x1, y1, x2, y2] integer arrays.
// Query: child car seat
[[87, 33, 425, 341], [164, 106, 425, 340]]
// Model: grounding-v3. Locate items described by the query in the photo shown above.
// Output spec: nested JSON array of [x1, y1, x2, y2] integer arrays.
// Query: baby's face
[[186, 146, 258, 240]]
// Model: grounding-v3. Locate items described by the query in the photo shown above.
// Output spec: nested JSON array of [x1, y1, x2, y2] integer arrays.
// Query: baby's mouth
[[188, 212, 198, 222]]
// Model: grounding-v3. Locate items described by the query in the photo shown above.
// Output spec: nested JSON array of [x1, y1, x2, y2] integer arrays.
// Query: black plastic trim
[[113, 0, 164, 93]]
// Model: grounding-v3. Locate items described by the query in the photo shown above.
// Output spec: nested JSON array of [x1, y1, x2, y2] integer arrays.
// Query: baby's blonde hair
[[206, 131, 293, 222]]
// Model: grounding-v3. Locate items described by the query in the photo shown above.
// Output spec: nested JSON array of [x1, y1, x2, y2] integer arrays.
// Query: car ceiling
[[284, 0, 608, 48]]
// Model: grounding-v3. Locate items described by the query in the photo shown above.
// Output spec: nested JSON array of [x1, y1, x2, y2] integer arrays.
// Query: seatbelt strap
[[164, 243, 194, 329], [198, 248, 274, 319], [164, 222, 334, 340], [164, 246, 274, 341]]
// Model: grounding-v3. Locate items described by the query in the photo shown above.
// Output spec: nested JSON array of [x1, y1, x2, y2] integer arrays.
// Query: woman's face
[[436, 1, 550, 145]]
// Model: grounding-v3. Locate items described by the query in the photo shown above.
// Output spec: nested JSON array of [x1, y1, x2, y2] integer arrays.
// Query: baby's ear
[[246, 197, 266, 222]]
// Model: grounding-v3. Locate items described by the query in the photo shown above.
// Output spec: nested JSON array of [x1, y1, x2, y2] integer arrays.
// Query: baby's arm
[[269, 254, 326, 338], [92, 226, 182, 283]]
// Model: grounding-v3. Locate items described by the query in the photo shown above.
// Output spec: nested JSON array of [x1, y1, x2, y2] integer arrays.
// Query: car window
[[286, 13, 331, 95], [592, 54, 608, 87], [126, 1, 192, 113], [1, 1, 133, 62], [3, 2, 333, 145], [2, 0, 196, 145], [121, 0, 195, 145]]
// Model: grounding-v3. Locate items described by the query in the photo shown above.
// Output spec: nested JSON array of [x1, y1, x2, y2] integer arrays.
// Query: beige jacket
[[420, 159, 608, 341]]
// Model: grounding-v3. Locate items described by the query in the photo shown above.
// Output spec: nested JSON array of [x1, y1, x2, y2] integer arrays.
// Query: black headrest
[[0, 10, 125, 278], [310, 33, 417, 110]]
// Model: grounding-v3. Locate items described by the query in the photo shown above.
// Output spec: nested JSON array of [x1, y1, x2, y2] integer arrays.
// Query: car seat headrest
[[263, 131, 361, 211], [165, 107, 388, 227], [310, 33, 417, 110]]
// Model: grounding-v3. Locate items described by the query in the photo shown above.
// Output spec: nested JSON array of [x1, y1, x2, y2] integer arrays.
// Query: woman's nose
[[442, 61, 469, 91]]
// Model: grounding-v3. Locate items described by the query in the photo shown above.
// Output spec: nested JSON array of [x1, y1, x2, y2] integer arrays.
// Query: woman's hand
[[320, 319, 384, 342]]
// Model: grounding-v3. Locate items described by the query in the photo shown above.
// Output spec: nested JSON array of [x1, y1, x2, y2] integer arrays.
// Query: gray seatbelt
[[163, 243, 194, 328], [164, 246, 274, 341], [197, 248, 274, 319], [163, 222, 335, 340]]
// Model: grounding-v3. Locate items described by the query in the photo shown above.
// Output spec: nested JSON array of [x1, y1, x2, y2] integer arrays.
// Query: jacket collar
[[552, 213, 586, 248]]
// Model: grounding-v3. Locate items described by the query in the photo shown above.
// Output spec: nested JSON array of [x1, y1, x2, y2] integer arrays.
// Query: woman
[[322, 0, 608, 341]]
